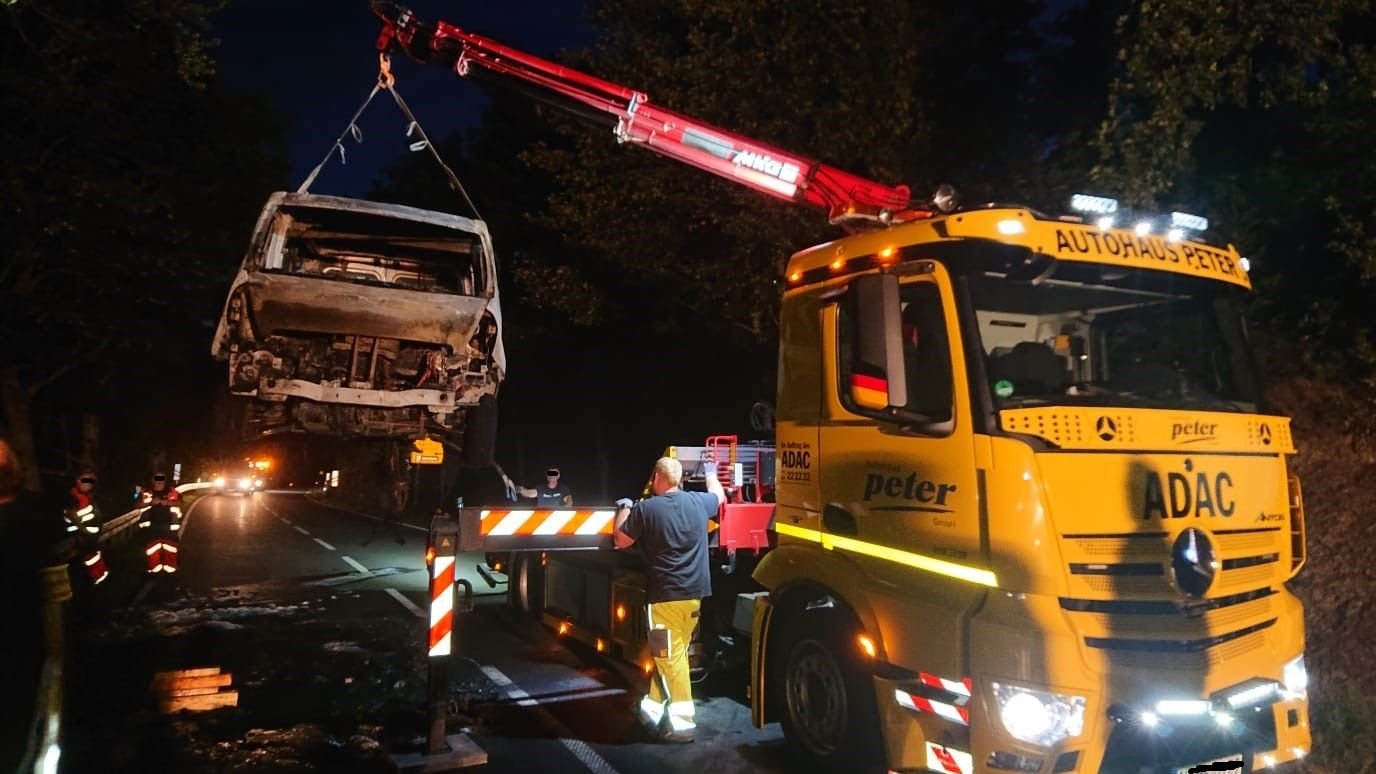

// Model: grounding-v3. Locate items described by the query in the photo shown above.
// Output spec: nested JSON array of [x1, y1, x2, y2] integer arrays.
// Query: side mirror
[[848, 273, 907, 411], [749, 401, 775, 432]]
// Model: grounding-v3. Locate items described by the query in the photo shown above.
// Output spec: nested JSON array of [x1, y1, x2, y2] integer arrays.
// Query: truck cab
[[756, 206, 1308, 773]]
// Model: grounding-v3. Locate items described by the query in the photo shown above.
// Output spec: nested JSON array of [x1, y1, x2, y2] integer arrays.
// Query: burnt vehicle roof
[[265, 191, 491, 236]]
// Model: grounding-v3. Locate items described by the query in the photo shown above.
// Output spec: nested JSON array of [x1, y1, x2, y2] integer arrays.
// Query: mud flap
[[459, 394, 498, 467], [750, 594, 774, 728]]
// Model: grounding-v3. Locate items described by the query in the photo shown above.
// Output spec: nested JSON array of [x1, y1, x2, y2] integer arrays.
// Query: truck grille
[[1061, 587, 1277, 667], [1063, 528, 1283, 599], [1085, 618, 1275, 653]]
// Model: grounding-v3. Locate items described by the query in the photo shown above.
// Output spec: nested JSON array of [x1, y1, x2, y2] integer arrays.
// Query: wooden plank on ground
[[159, 690, 239, 713], [150, 667, 222, 686], [165, 686, 226, 698], [152, 673, 233, 692]]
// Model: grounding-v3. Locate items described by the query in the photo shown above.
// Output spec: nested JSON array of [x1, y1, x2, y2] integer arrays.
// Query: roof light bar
[[1155, 699, 1211, 716], [1070, 193, 1119, 215], [1170, 211, 1209, 231]]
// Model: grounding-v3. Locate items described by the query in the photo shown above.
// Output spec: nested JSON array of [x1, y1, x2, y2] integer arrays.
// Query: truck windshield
[[968, 267, 1260, 412]]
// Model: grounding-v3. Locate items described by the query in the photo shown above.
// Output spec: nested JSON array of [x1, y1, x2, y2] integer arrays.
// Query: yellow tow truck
[[377, 5, 1310, 771]]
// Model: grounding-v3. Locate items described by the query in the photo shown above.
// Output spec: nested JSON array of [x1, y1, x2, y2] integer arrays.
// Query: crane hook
[[379, 52, 395, 90]]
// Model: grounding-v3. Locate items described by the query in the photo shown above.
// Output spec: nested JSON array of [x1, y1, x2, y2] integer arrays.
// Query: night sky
[[214, 0, 596, 197]]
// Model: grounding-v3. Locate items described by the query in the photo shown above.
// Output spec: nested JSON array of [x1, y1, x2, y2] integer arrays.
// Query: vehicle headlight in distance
[[992, 682, 1087, 747], [254, 479, 264, 488], [240, 477, 252, 489], [1283, 655, 1308, 697], [214, 477, 226, 488]]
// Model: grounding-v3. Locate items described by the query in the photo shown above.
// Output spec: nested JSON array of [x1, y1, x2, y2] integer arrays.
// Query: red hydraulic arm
[[372, 2, 927, 226]]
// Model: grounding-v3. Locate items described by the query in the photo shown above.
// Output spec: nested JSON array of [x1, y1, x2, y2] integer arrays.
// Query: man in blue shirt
[[613, 456, 725, 742], [517, 466, 573, 507]]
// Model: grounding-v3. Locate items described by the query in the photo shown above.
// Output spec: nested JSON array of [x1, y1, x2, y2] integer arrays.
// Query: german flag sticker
[[850, 371, 888, 411]]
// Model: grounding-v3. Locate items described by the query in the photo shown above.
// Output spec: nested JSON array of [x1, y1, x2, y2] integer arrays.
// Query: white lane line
[[258, 500, 299, 533], [313, 537, 336, 551], [305, 496, 427, 532], [341, 555, 369, 574], [384, 588, 426, 618], [480, 665, 620, 774]]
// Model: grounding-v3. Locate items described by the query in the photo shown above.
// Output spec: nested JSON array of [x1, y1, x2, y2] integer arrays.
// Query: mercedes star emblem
[[1170, 528, 1217, 598]]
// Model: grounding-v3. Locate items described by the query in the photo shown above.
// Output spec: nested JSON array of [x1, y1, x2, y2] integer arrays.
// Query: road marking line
[[305, 496, 427, 532], [384, 588, 426, 618], [292, 525, 310, 536], [480, 665, 620, 774], [341, 555, 369, 574], [280, 518, 292, 526], [313, 538, 336, 551]]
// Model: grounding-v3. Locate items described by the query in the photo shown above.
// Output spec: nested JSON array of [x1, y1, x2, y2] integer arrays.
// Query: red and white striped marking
[[144, 541, 179, 573], [480, 508, 617, 537], [428, 553, 456, 658], [895, 689, 970, 725], [919, 672, 973, 697], [83, 550, 109, 585], [926, 742, 973, 774]]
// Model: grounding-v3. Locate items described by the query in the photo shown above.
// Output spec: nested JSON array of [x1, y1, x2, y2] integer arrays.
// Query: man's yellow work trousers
[[640, 599, 699, 733]]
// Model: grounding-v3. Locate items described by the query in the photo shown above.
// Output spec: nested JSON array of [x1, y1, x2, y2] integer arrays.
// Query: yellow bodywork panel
[[1000, 406, 1294, 454]]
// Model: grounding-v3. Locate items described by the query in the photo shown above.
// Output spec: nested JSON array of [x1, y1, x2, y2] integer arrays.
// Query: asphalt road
[[62, 492, 787, 773]]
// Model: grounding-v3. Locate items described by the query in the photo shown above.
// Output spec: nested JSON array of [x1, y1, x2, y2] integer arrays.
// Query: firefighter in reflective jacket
[[66, 468, 108, 585], [140, 471, 181, 573]]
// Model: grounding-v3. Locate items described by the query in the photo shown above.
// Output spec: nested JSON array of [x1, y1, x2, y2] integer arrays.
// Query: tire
[[775, 608, 885, 773], [508, 553, 545, 617]]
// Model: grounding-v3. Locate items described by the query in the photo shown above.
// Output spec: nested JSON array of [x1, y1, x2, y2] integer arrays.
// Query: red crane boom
[[372, 2, 927, 226]]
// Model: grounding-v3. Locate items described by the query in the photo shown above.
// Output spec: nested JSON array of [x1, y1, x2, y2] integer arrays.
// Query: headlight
[[1283, 655, 1308, 697], [254, 479, 264, 488], [992, 682, 1086, 747], [239, 478, 252, 489], [214, 477, 225, 488]]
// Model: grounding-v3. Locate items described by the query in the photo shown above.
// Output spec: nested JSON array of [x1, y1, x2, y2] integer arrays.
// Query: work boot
[[658, 725, 694, 744], [656, 715, 695, 743]]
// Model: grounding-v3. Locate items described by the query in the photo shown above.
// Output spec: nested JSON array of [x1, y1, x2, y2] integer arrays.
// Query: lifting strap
[[296, 53, 484, 221]]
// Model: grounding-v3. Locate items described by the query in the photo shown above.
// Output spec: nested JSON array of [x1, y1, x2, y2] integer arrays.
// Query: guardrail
[[99, 481, 216, 543]]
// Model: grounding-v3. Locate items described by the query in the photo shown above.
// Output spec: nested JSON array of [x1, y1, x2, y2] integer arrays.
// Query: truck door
[[817, 267, 987, 674], [773, 287, 825, 534]]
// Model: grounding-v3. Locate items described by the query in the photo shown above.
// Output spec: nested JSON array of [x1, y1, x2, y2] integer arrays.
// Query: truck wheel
[[509, 553, 544, 617], [777, 612, 884, 772]]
